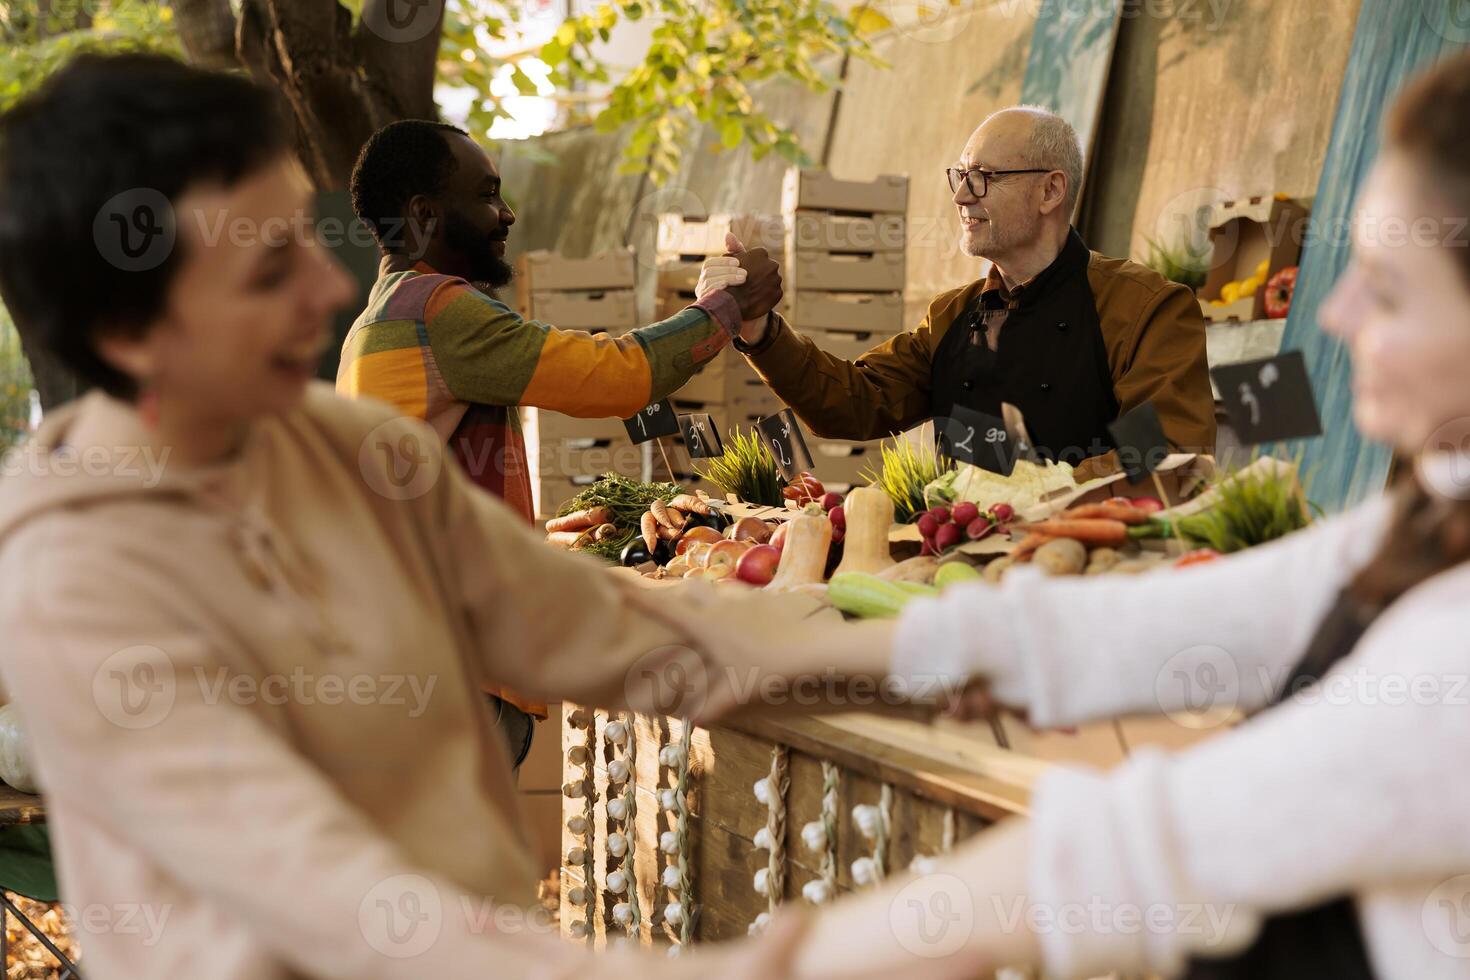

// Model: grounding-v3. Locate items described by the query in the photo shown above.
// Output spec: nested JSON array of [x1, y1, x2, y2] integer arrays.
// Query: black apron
[[928, 230, 1119, 466], [1184, 589, 1380, 979]]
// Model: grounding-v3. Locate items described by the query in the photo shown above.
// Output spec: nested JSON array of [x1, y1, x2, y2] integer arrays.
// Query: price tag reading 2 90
[[622, 399, 681, 444], [756, 409, 814, 482], [938, 405, 1016, 476]]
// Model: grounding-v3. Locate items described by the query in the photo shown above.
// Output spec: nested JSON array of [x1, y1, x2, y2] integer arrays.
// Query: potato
[[1033, 538, 1087, 576], [1084, 547, 1122, 575], [981, 555, 1015, 584]]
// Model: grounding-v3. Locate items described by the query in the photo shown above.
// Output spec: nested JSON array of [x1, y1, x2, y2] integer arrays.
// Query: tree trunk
[[23, 0, 447, 410]]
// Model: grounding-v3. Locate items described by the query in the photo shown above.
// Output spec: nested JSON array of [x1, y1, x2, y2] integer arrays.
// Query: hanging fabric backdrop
[[1280, 0, 1469, 512]]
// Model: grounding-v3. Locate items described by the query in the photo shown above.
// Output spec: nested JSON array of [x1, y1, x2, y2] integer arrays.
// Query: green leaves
[[542, 0, 875, 184]]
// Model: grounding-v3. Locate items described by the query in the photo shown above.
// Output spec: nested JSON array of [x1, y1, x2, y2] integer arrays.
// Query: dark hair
[[0, 53, 290, 401], [1352, 51, 1470, 608], [350, 119, 468, 252]]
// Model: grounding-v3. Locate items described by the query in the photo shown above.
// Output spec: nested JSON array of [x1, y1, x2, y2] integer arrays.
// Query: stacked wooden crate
[[652, 214, 786, 489], [782, 169, 910, 490], [517, 249, 646, 517]]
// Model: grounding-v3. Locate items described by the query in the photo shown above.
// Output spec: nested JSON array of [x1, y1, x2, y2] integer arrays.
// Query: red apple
[[735, 544, 782, 586], [820, 491, 844, 511]]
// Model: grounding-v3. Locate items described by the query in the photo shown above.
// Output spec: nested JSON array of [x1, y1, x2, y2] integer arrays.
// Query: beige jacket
[[0, 385, 768, 978]]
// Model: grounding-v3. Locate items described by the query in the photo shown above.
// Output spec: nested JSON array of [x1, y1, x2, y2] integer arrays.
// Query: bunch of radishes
[[915, 501, 1016, 556]]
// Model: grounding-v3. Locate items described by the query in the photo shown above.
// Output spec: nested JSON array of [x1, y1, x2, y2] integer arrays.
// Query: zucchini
[[828, 572, 936, 619]]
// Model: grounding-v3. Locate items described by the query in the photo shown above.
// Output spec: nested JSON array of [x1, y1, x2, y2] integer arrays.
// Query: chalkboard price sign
[[622, 399, 680, 444], [936, 405, 1016, 476], [756, 409, 814, 481], [1210, 351, 1323, 447], [678, 413, 724, 459], [1107, 401, 1171, 485]]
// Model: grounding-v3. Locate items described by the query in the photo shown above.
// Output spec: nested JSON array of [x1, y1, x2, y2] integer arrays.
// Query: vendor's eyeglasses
[[946, 167, 1052, 197]]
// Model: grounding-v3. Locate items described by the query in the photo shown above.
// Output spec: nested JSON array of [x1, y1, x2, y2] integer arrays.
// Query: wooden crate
[[782, 168, 910, 216], [519, 248, 636, 292], [535, 474, 603, 519], [790, 291, 905, 334], [657, 212, 786, 260], [528, 289, 637, 332], [788, 211, 906, 255], [809, 437, 883, 485], [526, 410, 630, 444], [788, 252, 905, 293]]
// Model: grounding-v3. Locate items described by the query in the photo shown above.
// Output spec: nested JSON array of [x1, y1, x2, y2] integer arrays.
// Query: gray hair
[[985, 105, 1085, 212]]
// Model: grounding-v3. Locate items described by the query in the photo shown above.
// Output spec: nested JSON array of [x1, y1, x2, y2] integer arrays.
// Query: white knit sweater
[[892, 494, 1470, 979]]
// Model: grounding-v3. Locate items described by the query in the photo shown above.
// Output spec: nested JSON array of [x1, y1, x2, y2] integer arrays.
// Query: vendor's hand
[[714, 233, 779, 343]]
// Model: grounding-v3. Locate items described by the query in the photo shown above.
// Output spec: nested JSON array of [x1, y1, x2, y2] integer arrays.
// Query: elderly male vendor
[[714, 106, 1215, 471]]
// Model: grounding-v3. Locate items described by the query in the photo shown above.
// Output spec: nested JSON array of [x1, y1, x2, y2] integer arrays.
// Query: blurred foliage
[[0, 0, 182, 113], [2, 0, 886, 185], [0, 307, 35, 450], [544, 0, 888, 184], [1142, 234, 1210, 292]]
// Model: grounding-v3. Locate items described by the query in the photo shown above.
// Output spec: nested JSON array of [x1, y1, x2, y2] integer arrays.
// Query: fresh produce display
[[766, 512, 833, 591], [698, 429, 784, 506], [831, 487, 896, 577], [1264, 265, 1299, 319], [551, 474, 686, 559], [781, 471, 825, 506], [861, 438, 954, 524], [916, 500, 1016, 555], [927, 457, 1075, 515], [1207, 257, 1271, 308], [1130, 463, 1314, 553]]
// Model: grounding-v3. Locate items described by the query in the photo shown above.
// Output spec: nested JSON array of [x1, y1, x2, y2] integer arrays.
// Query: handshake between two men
[[697, 233, 781, 346]]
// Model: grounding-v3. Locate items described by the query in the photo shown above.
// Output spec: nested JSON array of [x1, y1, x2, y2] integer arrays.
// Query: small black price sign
[[937, 405, 1016, 476], [1107, 401, 1171, 485], [622, 398, 680, 444], [678, 413, 724, 459], [1210, 350, 1323, 446], [756, 409, 814, 481]]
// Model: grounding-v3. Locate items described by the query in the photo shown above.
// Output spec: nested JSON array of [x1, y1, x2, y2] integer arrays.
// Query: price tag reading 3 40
[[622, 398, 680, 444], [1209, 351, 1322, 446], [756, 409, 814, 482], [678, 413, 724, 459], [937, 405, 1015, 476]]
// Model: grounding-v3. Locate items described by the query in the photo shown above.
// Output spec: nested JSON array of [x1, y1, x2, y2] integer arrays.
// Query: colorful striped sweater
[[337, 259, 741, 717], [337, 258, 740, 519]]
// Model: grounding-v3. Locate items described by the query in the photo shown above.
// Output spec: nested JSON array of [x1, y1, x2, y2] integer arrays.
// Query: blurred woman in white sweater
[[762, 50, 1470, 980]]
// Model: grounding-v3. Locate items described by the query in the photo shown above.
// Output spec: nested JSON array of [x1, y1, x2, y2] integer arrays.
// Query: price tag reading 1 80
[[678, 413, 724, 459], [937, 405, 1015, 476], [622, 398, 681, 444]]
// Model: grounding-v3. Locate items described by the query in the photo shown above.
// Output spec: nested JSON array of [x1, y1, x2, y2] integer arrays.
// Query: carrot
[[1025, 518, 1130, 548], [1060, 502, 1150, 525], [670, 494, 712, 516], [656, 523, 682, 541], [1011, 531, 1055, 561], [650, 498, 684, 530], [641, 511, 659, 552], [546, 530, 591, 549], [545, 506, 612, 534]]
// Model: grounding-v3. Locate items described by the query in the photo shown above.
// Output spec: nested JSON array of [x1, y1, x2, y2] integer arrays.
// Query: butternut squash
[[832, 486, 896, 577], [765, 513, 832, 590]]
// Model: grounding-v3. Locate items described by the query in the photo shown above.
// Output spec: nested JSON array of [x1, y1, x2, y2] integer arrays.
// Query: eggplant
[[684, 510, 732, 532], [653, 539, 675, 565], [621, 541, 654, 567]]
